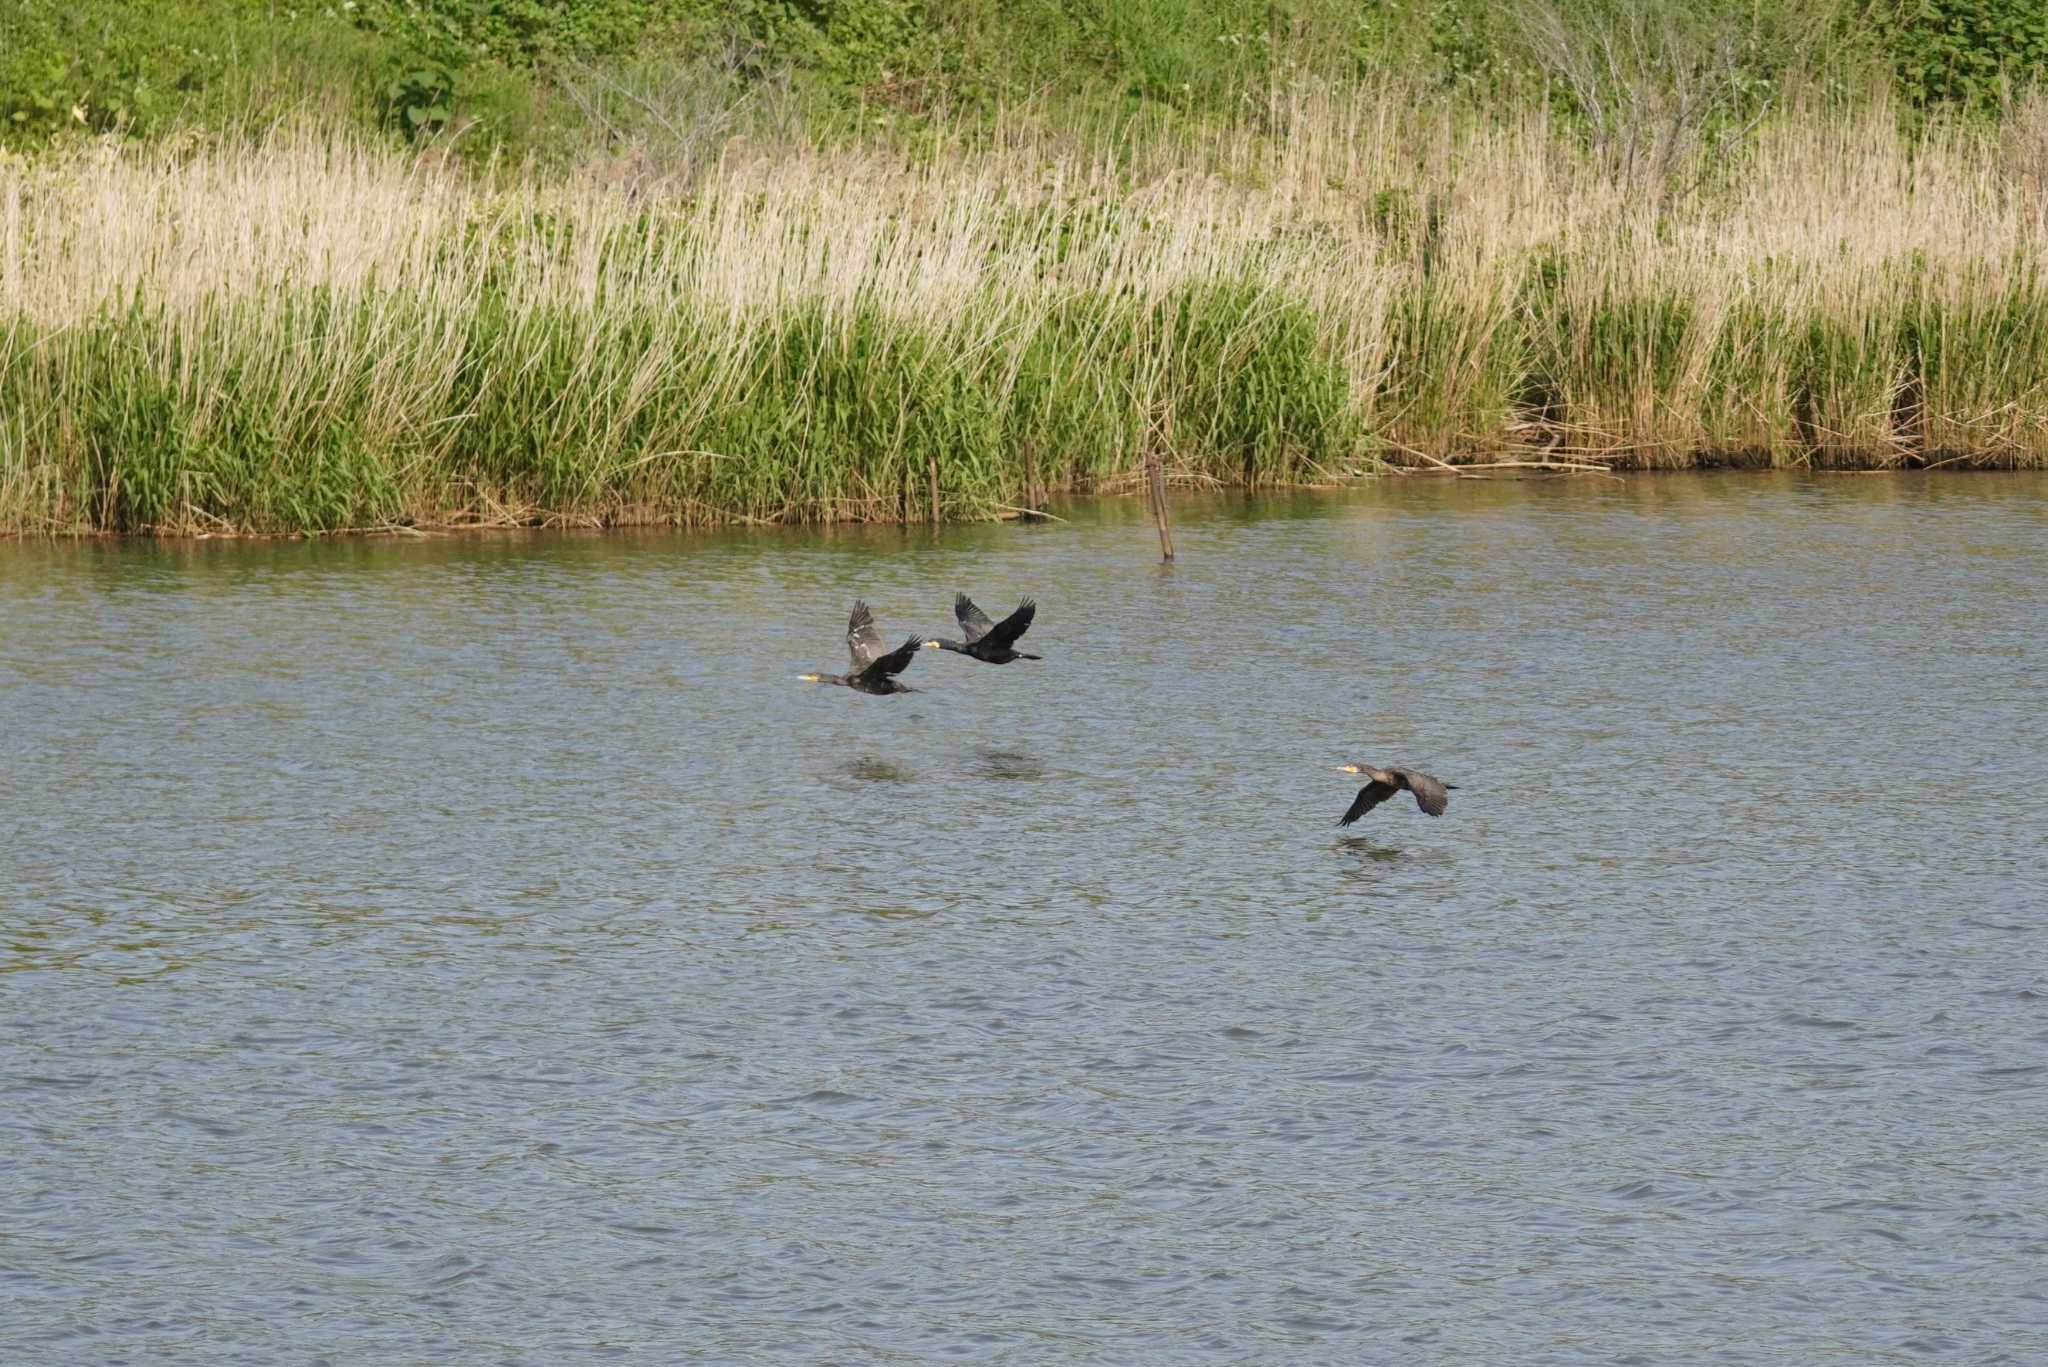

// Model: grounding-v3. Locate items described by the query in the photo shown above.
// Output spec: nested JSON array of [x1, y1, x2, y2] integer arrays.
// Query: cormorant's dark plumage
[[801, 601, 922, 695], [925, 594, 1041, 664], [1337, 764, 1456, 824]]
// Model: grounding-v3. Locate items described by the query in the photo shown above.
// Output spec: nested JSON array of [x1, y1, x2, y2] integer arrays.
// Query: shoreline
[[2, 461, 2034, 543]]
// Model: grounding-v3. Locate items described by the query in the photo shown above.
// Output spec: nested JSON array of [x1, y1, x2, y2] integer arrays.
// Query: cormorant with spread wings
[[1336, 764, 1456, 824], [800, 601, 923, 695], [923, 594, 1041, 664]]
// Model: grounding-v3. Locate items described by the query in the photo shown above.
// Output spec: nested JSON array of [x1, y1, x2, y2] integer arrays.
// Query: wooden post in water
[[1146, 447, 1174, 561], [928, 457, 940, 525]]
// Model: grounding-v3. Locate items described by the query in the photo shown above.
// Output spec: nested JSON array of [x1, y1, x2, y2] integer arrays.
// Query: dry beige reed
[[1, 88, 2043, 534]]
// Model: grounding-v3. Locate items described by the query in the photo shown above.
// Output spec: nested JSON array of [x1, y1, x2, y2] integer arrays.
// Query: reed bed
[[3, 88, 2045, 534]]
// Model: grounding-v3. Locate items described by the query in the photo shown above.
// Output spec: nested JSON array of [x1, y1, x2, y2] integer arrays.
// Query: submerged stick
[[1382, 438, 1618, 477], [1914, 452, 1979, 472], [1380, 440, 1477, 478], [992, 503, 1067, 523], [1146, 448, 1174, 561], [1419, 459, 1620, 476]]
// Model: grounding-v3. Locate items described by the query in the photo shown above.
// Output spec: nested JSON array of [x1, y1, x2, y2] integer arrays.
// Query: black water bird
[[799, 601, 923, 695], [1336, 764, 1457, 824], [924, 594, 1041, 664]]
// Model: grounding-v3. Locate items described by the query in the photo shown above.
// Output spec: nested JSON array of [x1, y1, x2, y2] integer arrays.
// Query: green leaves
[[7, 0, 2048, 157], [0, 0, 382, 148], [1886, 0, 2048, 111], [346, 0, 679, 69], [386, 67, 457, 138]]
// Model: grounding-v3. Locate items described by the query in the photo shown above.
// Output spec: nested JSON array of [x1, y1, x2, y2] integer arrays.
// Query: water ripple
[[2, 476, 2045, 1363]]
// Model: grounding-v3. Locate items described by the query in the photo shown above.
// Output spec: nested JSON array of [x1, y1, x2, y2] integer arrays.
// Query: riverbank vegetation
[[3, 2, 2046, 533]]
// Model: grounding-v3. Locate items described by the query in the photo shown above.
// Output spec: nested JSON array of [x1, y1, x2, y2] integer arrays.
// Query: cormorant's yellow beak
[[1337, 764, 1360, 773], [921, 639, 940, 649], [798, 673, 822, 681]]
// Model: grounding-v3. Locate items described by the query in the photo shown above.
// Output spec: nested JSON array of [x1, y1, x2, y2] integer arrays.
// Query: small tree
[[1512, 0, 1836, 200]]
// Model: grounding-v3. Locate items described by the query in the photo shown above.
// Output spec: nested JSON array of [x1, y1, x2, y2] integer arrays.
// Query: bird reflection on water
[[843, 756, 914, 783], [971, 746, 1044, 781], [1337, 837, 1407, 865]]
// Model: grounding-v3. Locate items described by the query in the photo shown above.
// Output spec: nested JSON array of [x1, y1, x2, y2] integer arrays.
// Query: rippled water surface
[[4, 474, 2046, 1363]]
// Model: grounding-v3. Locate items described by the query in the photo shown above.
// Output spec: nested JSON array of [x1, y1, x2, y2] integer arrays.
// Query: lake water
[[3, 474, 2045, 1364]]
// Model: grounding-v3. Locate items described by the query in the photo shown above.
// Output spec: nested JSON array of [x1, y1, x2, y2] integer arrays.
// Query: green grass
[[9, 0, 2044, 165], [0, 275, 1359, 534]]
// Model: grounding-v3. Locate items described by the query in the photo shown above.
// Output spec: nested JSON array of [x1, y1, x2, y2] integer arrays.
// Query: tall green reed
[[3, 89, 2044, 536]]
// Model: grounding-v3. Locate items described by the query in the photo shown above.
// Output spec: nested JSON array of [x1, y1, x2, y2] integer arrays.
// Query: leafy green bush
[[6, 0, 2047, 158], [385, 65, 458, 139], [0, 0, 380, 145], [1885, 0, 2048, 111], [344, 0, 693, 68]]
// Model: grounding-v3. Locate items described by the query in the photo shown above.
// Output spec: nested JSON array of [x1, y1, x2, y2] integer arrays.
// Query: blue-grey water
[[3, 474, 2045, 1364]]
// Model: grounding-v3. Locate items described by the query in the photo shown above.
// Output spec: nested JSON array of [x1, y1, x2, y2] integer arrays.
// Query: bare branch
[[1511, 0, 1842, 204]]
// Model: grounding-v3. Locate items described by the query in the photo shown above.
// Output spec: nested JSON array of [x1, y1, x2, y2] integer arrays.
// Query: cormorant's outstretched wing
[[855, 635, 924, 684], [955, 593, 997, 644], [1339, 780, 1399, 825], [847, 600, 886, 669], [984, 598, 1037, 651], [1395, 769, 1452, 816]]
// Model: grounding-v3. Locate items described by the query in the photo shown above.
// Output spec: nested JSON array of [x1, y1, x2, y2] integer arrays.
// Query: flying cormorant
[[1336, 764, 1456, 824], [800, 601, 923, 695], [924, 594, 1040, 664]]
